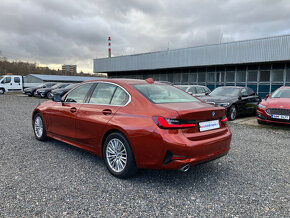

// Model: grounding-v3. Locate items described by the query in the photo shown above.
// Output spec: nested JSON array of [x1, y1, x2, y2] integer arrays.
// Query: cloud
[[0, 0, 290, 73]]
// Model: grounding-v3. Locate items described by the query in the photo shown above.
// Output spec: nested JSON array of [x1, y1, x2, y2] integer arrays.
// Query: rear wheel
[[47, 92, 53, 99], [227, 105, 237, 121], [0, 88, 5, 94], [103, 132, 137, 179], [33, 113, 48, 141]]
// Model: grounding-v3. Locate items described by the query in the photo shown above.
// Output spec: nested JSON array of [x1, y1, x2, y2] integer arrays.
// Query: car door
[[246, 87, 261, 114], [45, 83, 94, 140], [239, 88, 253, 115], [75, 82, 130, 149], [12, 76, 22, 91], [1, 76, 12, 91]]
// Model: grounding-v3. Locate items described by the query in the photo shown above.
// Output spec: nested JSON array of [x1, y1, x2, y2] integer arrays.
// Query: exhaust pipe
[[179, 164, 190, 172]]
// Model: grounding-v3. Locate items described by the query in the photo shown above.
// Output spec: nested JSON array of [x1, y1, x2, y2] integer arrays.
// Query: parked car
[[48, 83, 79, 99], [23, 82, 57, 97], [32, 79, 232, 178], [176, 85, 211, 97], [35, 83, 71, 98], [199, 86, 261, 121], [155, 81, 173, 85], [257, 86, 290, 125]]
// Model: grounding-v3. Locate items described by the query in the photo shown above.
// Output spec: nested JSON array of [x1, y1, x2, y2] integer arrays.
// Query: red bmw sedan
[[32, 79, 232, 178], [257, 86, 290, 125]]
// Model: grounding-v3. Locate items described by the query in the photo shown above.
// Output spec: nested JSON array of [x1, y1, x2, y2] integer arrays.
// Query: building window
[[272, 69, 284, 82], [248, 71, 258, 82], [198, 72, 206, 82], [226, 71, 235, 82], [207, 73, 215, 83], [260, 70, 270, 82], [236, 71, 246, 82], [188, 73, 197, 83], [173, 72, 181, 83], [160, 73, 167, 81], [216, 72, 224, 83], [182, 72, 188, 83], [287, 68, 290, 82]]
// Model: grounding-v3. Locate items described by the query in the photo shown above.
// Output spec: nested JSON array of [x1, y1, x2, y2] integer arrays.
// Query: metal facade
[[93, 35, 290, 73]]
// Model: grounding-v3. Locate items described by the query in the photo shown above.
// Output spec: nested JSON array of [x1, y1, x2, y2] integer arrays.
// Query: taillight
[[221, 116, 228, 123], [153, 116, 196, 129]]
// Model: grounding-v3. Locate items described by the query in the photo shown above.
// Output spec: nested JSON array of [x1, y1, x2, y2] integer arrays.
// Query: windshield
[[271, 89, 290, 98], [176, 86, 189, 91], [210, 87, 241, 97], [133, 84, 200, 104]]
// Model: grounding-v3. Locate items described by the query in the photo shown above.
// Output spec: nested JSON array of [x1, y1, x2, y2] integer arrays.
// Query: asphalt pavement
[[0, 94, 289, 217]]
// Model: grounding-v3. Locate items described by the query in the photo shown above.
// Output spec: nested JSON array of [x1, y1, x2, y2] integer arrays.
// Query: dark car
[[35, 83, 71, 98], [176, 85, 211, 97], [199, 86, 261, 120], [32, 79, 231, 178], [48, 83, 79, 99], [257, 86, 290, 125], [23, 83, 57, 97]]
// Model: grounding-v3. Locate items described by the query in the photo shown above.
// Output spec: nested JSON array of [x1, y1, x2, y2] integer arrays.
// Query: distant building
[[62, 65, 77, 74], [93, 35, 290, 98]]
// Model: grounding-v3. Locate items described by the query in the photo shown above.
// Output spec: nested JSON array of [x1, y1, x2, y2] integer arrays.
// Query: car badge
[[212, 112, 215, 117]]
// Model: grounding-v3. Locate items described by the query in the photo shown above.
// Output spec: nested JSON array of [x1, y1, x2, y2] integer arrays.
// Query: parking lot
[[0, 94, 289, 217]]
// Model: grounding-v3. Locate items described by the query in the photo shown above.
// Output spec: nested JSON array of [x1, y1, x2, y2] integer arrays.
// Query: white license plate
[[271, 114, 290, 120], [199, 120, 220, 132]]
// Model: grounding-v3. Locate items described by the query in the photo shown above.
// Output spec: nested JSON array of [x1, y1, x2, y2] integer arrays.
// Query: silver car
[[176, 85, 211, 97]]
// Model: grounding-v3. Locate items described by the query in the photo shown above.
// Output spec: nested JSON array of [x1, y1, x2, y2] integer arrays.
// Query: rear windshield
[[133, 84, 200, 104]]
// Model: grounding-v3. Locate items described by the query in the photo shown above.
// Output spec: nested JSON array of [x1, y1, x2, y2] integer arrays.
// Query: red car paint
[[33, 79, 231, 170], [257, 86, 290, 125]]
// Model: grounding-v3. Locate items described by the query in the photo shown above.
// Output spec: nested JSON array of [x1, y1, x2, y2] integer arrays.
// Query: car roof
[[82, 78, 172, 86], [279, 86, 290, 89]]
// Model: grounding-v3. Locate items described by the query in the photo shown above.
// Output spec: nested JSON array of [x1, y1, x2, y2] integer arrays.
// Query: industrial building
[[24, 74, 104, 84], [93, 35, 290, 98]]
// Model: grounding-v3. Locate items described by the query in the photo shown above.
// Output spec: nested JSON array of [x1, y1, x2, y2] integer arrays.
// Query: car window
[[196, 87, 204, 94], [241, 88, 247, 96], [188, 87, 196, 94], [89, 83, 116, 104], [46, 83, 56, 88], [3, 77, 11, 83], [204, 87, 211, 93], [65, 83, 93, 103], [111, 87, 129, 105], [14, 77, 21, 83], [133, 84, 200, 104], [247, 88, 255, 96]]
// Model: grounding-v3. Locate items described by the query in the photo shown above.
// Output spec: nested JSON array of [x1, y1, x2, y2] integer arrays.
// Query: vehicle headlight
[[217, 102, 230, 107], [258, 104, 266, 109]]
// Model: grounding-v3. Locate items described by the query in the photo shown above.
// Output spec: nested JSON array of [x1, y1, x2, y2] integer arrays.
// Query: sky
[[0, 0, 290, 73]]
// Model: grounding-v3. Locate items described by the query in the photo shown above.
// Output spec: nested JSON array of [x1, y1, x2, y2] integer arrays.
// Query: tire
[[33, 113, 48, 141], [40, 93, 46, 98], [47, 92, 52, 99], [33, 90, 37, 97], [257, 119, 266, 125], [227, 105, 237, 121], [103, 132, 137, 179], [0, 88, 5, 94]]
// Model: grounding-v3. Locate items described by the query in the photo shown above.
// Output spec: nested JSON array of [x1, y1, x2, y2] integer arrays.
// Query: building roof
[[93, 35, 290, 73], [28, 74, 105, 82]]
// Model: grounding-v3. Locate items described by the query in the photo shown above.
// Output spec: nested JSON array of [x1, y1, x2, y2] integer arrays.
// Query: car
[[256, 86, 290, 125], [48, 83, 79, 99], [155, 81, 173, 85], [35, 83, 71, 98], [32, 78, 232, 178], [176, 85, 211, 97], [199, 86, 261, 121], [23, 82, 57, 97]]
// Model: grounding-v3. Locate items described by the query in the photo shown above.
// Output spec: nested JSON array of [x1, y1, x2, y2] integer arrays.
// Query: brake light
[[153, 116, 195, 129], [221, 117, 228, 122]]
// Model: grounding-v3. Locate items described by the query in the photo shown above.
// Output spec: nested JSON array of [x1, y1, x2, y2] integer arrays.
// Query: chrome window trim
[[64, 81, 131, 107]]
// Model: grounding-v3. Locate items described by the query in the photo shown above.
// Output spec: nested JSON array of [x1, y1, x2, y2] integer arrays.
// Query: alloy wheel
[[34, 116, 43, 138], [106, 138, 127, 173]]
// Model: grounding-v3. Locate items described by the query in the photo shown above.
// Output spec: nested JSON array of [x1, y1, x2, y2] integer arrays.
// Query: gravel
[[0, 94, 289, 217]]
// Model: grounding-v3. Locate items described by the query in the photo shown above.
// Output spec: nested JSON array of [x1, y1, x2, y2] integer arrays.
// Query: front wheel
[[257, 119, 266, 125], [33, 113, 48, 141], [103, 132, 137, 179], [0, 88, 5, 94], [227, 105, 237, 121]]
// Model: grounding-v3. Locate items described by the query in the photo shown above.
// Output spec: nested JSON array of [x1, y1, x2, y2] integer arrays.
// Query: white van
[[0, 75, 24, 94]]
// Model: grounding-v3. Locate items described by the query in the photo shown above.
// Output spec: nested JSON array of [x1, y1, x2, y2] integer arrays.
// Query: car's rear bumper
[[132, 126, 232, 170]]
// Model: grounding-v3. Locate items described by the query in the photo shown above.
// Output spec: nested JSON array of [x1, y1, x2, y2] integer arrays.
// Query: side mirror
[[238, 96, 242, 100], [52, 95, 63, 102], [266, 94, 270, 99], [205, 92, 209, 96]]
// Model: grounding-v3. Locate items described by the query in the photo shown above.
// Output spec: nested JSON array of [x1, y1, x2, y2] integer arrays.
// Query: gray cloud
[[0, 0, 290, 72]]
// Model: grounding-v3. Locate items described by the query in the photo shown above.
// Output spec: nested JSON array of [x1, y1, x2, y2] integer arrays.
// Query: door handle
[[102, 109, 112, 115], [70, 107, 77, 113]]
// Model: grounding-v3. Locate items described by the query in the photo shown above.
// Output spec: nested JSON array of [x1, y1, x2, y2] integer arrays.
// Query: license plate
[[199, 120, 220, 132], [271, 114, 290, 120]]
